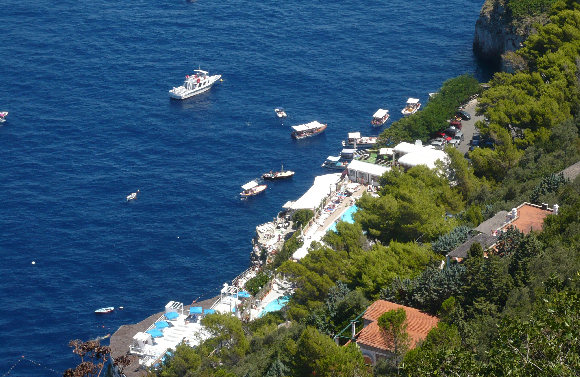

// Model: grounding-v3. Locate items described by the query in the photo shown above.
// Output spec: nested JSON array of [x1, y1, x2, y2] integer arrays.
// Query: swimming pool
[[259, 296, 290, 317], [328, 205, 359, 232]]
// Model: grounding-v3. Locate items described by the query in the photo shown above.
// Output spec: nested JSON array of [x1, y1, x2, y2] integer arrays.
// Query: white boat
[[169, 69, 222, 99], [274, 108, 287, 118], [240, 180, 267, 197], [291, 121, 327, 140], [0, 112, 8, 123], [321, 155, 350, 170], [342, 132, 378, 149], [126, 190, 140, 201], [401, 98, 421, 115], [95, 307, 114, 314], [262, 164, 295, 180], [371, 109, 389, 126]]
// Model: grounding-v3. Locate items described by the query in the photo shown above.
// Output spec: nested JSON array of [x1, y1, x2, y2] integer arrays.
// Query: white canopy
[[379, 148, 393, 156], [398, 149, 448, 169], [291, 121, 324, 132], [241, 180, 258, 190], [288, 173, 341, 210], [347, 159, 390, 177], [406, 98, 420, 104], [348, 132, 361, 139], [133, 332, 151, 342], [373, 109, 389, 118], [393, 141, 426, 156], [326, 155, 340, 162]]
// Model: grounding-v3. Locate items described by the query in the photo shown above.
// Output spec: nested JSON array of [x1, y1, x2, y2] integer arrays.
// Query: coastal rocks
[[473, 0, 525, 67], [473, 0, 551, 70]]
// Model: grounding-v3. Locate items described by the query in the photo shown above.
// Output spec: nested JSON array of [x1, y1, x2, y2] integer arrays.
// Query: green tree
[[377, 308, 410, 368]]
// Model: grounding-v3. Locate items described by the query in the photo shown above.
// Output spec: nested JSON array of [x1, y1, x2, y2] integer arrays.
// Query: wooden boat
[[262, 165, 295, 180], [342, 132, 378, 149], [291, 121, 327, 140], [240, 180, 267, 197], [274, 108, 287, 118], [95, 307, 115, 314], [401, 98, 421, 115], [371, 109, 389, 127]]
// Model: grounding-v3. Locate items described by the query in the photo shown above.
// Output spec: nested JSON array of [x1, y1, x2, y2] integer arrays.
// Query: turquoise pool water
[[329, 205, 359, 232], [259, 296, 290, 317]]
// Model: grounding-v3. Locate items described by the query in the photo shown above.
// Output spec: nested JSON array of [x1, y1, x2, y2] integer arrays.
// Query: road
[[457, 98, 484, 155]]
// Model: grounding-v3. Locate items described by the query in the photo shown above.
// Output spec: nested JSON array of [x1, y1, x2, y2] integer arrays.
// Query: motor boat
[[169, 69, 222, 99], [240, 180, 267, 197], [321, 155, 350, 170], [95, 307, 115, 314], [126, 190, 140, 201], [262, 165, 295, 180], [0, 112, 8, 123], [274, 108, 287, 118], [401, 98, 421, 115], [371, 109, 389, 127], [342, 132, 378, 149], [291, 121, 327, 139]]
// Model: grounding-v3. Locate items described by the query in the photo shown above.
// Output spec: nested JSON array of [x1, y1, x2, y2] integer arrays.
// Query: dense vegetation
[[147, 1, 580, 376]]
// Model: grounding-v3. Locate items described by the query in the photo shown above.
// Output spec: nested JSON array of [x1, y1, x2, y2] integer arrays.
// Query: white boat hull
[[169, 75, 222, 99]]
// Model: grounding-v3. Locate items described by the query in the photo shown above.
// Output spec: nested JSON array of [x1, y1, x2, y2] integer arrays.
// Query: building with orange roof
[[354, 300, 439, 365]]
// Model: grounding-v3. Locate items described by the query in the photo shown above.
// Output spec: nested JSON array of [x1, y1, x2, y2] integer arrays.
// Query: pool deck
[[109, 296, 218, 377], [292, 184, 367, 260]]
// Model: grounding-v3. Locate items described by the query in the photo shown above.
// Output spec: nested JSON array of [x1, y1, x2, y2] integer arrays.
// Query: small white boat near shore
[[274, 108, 287, 118], [95, 307, 114, 314], [169, 69, 222, 99], [371, 108, 389, 127], [401, 98, 421, 115], [240, 180, 267, 197]]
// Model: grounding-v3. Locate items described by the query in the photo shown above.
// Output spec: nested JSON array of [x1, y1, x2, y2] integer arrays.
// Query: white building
[[393, 141, 448, 170], [347, 160, 390, 186]]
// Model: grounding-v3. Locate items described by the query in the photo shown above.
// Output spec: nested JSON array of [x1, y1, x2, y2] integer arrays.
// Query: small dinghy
[[95, 307, 115, 314], [0, 112, 8, 123], [274, 108, 287, 118], [126, 189, 140, 201]]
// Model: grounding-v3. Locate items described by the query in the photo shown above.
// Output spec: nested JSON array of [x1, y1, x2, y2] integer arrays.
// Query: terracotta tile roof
[[504, 203, 552, 234], [357, 300, 438, 350]]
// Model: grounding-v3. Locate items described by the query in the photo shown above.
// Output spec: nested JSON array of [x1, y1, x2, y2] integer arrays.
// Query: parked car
[[448, 139, 460, 147], [430, 138, 446, 150], [454, 130, 464, 141], [450, 119, 462, 129], [456, 110, 471, 120], [471, 134, 481, 145]]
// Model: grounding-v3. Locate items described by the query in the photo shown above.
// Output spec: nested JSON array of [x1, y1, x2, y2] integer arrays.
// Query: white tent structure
[[347, 160, 390, 186], [283, 173, 342, 211], [373, 109, 389, 118], [398, 149, 448, 169]]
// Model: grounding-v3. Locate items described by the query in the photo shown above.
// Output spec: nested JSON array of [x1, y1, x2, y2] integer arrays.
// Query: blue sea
[[0, 0, 491, 374]]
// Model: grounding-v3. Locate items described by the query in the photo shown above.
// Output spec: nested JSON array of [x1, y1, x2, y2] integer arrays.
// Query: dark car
[[456, 110, 471, 120]]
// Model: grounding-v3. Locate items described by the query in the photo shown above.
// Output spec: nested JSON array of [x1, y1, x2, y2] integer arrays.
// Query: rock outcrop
[[473, 0, 526, 66]]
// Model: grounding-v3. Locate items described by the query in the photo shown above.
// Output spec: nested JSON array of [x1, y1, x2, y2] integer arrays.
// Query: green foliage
[[530, 172, 568, 202], [431, 225, 471, 255], [159, 343, 201, 377], [271, 230, 303, 269], [244, 272, 271, 296], [291, 209, 314, 229], [381, 264, 466, 315], [357, 166, 463, 244], [378, 308, 410, 366], [379, 75, 481, 145], [200, 313, 250, 365], [508, 0, 557, 19]]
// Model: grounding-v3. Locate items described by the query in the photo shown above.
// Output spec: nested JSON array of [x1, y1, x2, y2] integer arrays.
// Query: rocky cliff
[[473, 0, 550, 69]]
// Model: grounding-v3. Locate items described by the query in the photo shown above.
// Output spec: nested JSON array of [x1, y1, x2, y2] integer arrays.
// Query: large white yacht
[[169, 69, 222, 99]]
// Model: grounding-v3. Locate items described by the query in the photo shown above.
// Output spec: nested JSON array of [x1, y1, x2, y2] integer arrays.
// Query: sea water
[[0, 0, 491, 374]]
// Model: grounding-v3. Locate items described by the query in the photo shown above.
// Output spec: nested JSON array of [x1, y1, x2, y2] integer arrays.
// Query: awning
[[164, 312, 179, 320], [341, 148, 356, 154], [146, 328, 164, 338], [241, 180, 258, 190], [373, 109, 388, 118], [406, 98, 420, 104], [291, 121, 323, 132], [155, 320, 170, 329], [326, 155, 340, 162], [189, 306, 203, 314], [348, 132, 361, 139]]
